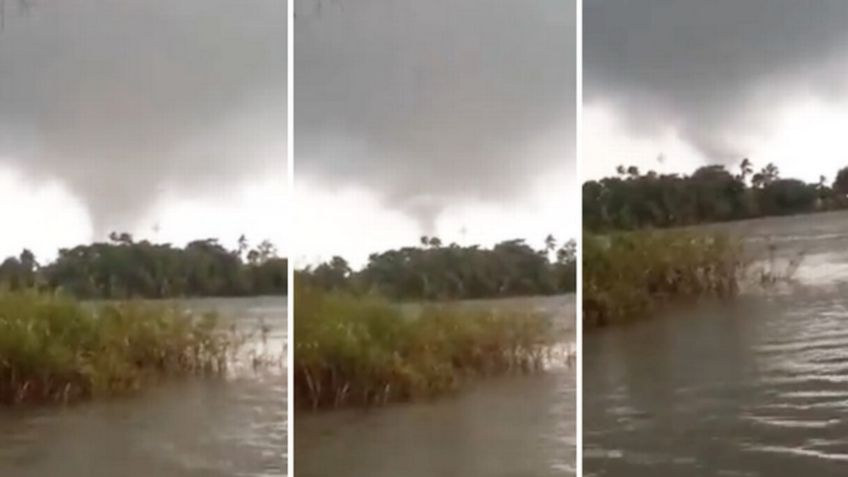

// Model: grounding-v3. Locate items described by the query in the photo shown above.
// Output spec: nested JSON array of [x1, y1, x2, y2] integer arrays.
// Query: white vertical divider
[[286, 0, 295, 474], [575, 0, 584, 474]]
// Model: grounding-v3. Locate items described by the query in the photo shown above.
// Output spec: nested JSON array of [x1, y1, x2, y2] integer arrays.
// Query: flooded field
[[585, 211, 848, 476], [0, 296, 286, 477], [295, 294, 576, 477]]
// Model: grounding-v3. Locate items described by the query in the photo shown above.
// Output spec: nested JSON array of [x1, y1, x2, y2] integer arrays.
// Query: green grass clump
[[0, 291, 235, 404], [583, 230, 744, 329], [294, 284, 554, 410]]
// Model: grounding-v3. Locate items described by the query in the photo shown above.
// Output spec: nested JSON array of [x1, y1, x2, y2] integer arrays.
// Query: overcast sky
[[585, 0, 848, 182], [0, 0, 286, 261], [294, 0, 576, 267]]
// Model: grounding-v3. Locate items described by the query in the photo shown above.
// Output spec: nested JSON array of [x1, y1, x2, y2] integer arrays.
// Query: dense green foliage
[[299, 236, 576, 300], [584, 160, 848, 231], [0, 233, 286, 299], [583, 231, 744, 328], [0, 292, 236, 404], [294, 284, 555, 409]]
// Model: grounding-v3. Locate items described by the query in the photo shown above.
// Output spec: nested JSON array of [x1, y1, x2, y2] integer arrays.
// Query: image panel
[[584, 1, 848, 476], [293, 0, 576, 476], [0, 1, 287, 475]]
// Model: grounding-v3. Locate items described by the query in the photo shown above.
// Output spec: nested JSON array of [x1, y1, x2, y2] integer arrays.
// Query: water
[[585, 210, 848, 476], [295, 294, 576, 477], [0, 296, 287, 477]]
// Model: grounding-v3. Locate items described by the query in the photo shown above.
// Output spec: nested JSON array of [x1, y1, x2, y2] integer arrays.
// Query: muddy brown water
[[0, 296, 286, 477], [295, 294, 576, 477], [585, 210, 848, 476]]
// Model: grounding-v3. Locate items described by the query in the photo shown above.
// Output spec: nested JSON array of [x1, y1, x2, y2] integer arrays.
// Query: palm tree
[[544, 234, 556, 254], [738, 158, 753, 182], [752, 163, 779, 188], [237, 234, 248, 259], [762, 163, 779, 183], [256, 240, 277, 263]]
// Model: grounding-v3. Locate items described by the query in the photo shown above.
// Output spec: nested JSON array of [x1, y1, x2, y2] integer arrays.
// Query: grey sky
[[0, 0, 286, 246], [295, 0, 575, 244], [294, 0, 575, 234], [585, 0, 848, 178]]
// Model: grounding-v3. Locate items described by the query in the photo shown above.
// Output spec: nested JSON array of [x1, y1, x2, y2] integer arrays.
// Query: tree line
[[0, 233, 287, 298], [584, 159, 848, 231], [298, 235, 576, 301]]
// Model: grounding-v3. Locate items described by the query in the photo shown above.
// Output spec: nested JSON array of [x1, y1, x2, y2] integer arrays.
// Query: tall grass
[[294, 284, 555, 410], [0, 291, 236, 404], [583, 231, 745, 329]]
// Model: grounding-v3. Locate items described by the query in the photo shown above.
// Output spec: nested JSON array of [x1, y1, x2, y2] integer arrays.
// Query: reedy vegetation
[[583, 231, 745, 329], [294, 283, 555, 410], [0, 292, 237, 404]]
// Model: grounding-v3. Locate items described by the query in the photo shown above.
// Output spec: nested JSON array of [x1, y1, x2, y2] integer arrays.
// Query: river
[[0, 296, 287, 477], [585, 210, 848, 476], [295, 294, 576, 477]]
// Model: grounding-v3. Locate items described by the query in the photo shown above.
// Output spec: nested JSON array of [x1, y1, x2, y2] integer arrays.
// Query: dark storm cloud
[[585, 0, 848, 162], [295, 0, 575, 230], [0, 0, 285, 236]]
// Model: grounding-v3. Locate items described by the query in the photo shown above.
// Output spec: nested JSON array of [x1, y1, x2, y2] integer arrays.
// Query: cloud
[[585, 0, 848, 164], [295, 0, 575, 230], [0, 0, 286, 237]]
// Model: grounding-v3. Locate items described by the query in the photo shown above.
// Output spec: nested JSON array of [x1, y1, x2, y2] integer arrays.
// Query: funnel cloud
[[585, 0, 848, 166], [0, 0, 286, 238], [295, 0, 575, 230]]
